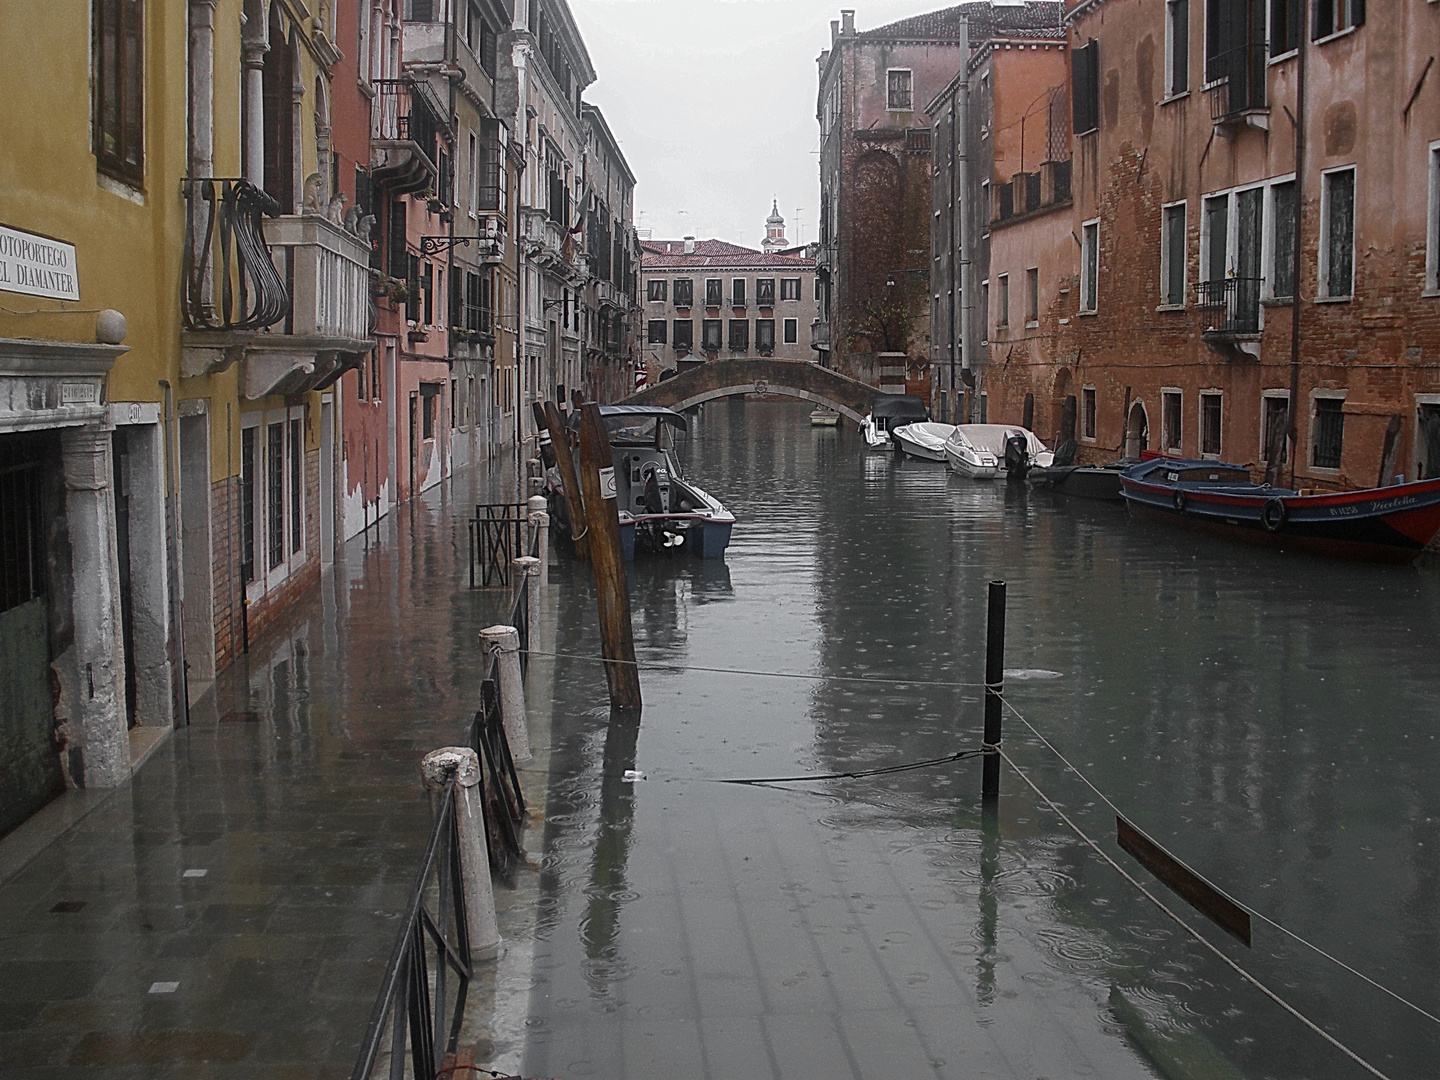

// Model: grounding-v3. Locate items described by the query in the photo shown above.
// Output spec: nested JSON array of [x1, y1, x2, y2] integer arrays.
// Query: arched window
[[262, 4, 295, 209]]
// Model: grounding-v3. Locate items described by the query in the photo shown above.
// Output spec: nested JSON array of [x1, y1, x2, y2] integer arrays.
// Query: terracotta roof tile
[[862, 2, 1065, 43], [640, 239, 814, 269]]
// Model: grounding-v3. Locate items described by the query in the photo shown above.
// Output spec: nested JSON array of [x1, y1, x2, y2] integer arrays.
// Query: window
[[673, 319, 693, 351], [756, 320, 776, 353], [647, 319, 667, 344], [1162, 202, 1187, 305], [674, 278, 693, 307], [1026, 268, 1039, 324], [267, 422, 285, 571], [780, 277, 801, 300], [289, 417, 303, 554], [1082, 387, 1097, 440], [705, 278, 723, 306], [1312, 396, 1345, 469], [1162, 390, 1183, 452], [997, 274, 1010, 327], [1201, 194, 1228, 304], [887, 69, 914, 111], [1313, 0, 1363, 40], [1080, 220, 1099, 312], [783, 318, 798, 344], [93, 0, 145, 187], [1072, 39, 1099, 134], [702, 318, 723, 350], [1200, 392, 1223, 457], [731, 278, 747, 306], [1320, 167, 1355, 299], [357, 358, 367, 400], [240, 427, 256, 585], [1428, 144, 1440, 293], [728, 319, 749, 351], [451, 378, 458, 429], [1271, 179, 1297, 299], [980, 279, 990, 339], [756, 278, 776, 306], [647, 279, 667, 302], [1261, 392, 1290, 464], [1166, 0, 1189, 96], [1270, 0, 1301, 55]]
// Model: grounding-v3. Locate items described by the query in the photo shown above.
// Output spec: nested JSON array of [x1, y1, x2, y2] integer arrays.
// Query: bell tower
[[762, 199, 787, 253]]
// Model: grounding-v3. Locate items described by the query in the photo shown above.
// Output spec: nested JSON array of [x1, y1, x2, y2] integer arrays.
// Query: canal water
[[521, 399, 1440, 1080]]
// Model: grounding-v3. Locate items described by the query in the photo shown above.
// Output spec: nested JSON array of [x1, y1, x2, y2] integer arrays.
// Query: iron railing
[[1198, 277, 1263, 334], [371, 78, 446, 173], [467, 503, 528, 588], [182, 178, 290, 333], [1208, 41, 1268, 120], [350, 777, 472, 1080], [467, 679, 528, 881]]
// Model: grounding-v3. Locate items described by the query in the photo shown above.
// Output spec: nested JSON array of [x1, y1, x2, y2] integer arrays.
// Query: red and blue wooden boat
[[1119, 457, 1440, 564]]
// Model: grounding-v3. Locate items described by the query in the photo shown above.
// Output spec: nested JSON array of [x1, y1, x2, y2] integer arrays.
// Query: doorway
[[319, 396, 334, 565], [1126, 401, 1150, 457]]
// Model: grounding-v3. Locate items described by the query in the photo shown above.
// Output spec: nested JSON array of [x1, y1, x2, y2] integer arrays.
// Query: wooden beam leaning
[[542, 401, 588, 561], [577, 403, 642, 710], [1116, 815, 1252, 947]]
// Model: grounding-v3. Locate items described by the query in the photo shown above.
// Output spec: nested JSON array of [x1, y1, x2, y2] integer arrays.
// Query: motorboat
[[1028, 458, 1136, 502], [1119, 456, 1440, 563], [860, 393, 928, 450], [551, 405, 735, 560], [809, 406, 840, 427], [944, 424, 1054, 479], [892, 421, 956, 462]]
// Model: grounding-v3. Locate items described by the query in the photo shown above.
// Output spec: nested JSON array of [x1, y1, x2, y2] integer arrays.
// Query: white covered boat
[[859, 393, 928, 450], [892, 421, 956, 462], [944, 424, 1054, 479]]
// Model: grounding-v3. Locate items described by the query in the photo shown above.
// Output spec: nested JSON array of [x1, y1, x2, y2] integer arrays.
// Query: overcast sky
[[569, 0, 950, 249]]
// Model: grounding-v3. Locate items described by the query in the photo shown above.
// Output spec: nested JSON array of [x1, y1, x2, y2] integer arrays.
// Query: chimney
[[840, 9, 855, 35], [831, 19, 839, 43], [683, 236, 695, 254]]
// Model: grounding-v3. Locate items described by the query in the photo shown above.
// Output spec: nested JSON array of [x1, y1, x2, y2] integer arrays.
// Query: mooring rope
[[711, 747, 985, 786], [997, 745, 1394, 1080], [997, 692, 1440, 1034], [519, 648, 986, 689]]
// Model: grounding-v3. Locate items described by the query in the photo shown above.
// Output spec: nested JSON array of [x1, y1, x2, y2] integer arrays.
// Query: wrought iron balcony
[[371, 77, 447, 194], [182, 178, 289, 333], [1207, 43, 1269, 131], [1200, 277, 1262, 361], [182, 178, 375, 396]]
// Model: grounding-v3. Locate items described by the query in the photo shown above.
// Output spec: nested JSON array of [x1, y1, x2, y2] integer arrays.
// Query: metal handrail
[[1198, 276, 1263, 334], [351, 778, 471, 1080], [182, 178, 290, 332]]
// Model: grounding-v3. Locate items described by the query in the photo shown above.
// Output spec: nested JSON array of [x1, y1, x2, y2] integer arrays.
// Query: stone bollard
[[526, 494, 549, 587], [420, 747, 501, 961], [480, 625, 532, 761], [527, 475, 546, 497], [513, 557, 542, 647]]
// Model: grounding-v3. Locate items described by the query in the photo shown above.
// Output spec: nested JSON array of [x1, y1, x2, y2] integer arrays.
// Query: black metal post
[[982, 580, 1006, 800]]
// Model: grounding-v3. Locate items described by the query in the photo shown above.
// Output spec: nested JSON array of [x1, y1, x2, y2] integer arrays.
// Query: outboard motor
[[1004, 432, 1031, 480], [641, 461, 671, 514]]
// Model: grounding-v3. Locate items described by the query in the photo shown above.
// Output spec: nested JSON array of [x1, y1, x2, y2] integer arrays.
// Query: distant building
[[639, 237, 818, 379], [582, 104, 640, 403], [762, 201, 789, 254]]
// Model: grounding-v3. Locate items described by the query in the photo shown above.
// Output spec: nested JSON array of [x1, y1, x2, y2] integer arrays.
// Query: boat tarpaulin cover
[[870, 394, 929, 422]]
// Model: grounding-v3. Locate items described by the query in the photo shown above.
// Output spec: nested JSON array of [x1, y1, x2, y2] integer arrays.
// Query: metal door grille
[[0, 436, 48, 614]]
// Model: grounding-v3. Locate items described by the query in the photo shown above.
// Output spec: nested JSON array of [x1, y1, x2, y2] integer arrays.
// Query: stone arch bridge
[[622, 359, 879, 424]]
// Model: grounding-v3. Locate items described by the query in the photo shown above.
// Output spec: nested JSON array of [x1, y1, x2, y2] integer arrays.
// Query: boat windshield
[[605, 414, 664, 447]]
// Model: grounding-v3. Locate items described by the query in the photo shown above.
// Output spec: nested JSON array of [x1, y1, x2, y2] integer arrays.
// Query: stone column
[[421, 747, 501, 961], [188, 0, 217, 178], [241, 41, 268, 186], [526, 495, 548, 587], [479, 625, 531, 762], [61, 426, 129, 787], [513, 556, 541, 646]]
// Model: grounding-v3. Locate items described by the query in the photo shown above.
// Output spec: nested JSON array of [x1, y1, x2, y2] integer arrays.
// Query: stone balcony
[[181, 178, 374, 399]]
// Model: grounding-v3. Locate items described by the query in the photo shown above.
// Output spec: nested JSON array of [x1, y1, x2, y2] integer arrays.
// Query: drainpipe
[[956, 18, 974, 420], [158, 381, 190, 727], [1284, 0, 1307, 489]]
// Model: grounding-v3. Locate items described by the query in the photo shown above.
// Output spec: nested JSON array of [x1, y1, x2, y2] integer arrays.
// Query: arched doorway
[[1126, 400, 1150, 457]]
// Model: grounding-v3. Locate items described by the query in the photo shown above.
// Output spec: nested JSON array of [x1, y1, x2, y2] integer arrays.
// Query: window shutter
[[1071, 41, 1099, 134], [1352, 0, 1365, 26]]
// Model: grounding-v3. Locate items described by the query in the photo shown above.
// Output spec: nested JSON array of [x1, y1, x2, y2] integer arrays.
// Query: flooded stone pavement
[[523, 400, 1440, 1080]]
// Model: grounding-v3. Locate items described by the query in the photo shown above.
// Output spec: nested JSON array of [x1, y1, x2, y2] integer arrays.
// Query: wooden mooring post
[[982, 580, 1006, 801], [542, 400, 588, 561], [577, 403, 642, 710]]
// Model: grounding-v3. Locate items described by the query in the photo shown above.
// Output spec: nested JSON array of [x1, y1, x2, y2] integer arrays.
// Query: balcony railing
[[182, 178, 289, 333], [1199, 277, 1262, 335], [263, 215, 372, 343], [371, 77, 446, 193], [1208, 42, 1268, 124]]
